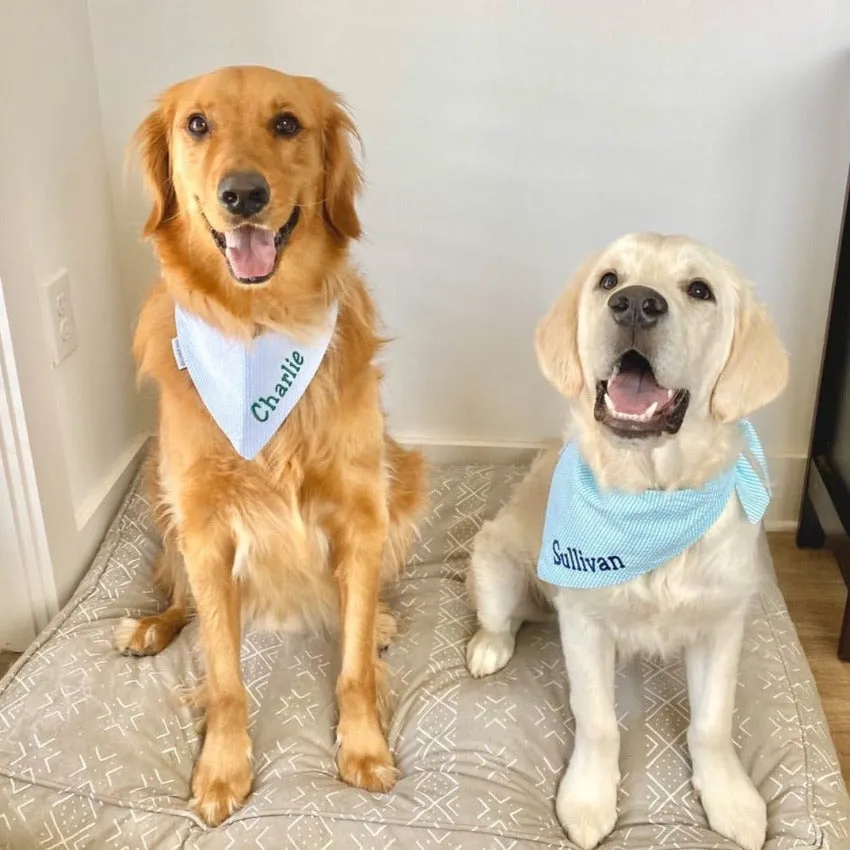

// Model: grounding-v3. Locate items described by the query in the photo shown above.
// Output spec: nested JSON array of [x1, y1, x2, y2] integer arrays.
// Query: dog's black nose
[[608, 285, 668, 329], [217, 172, 270, 218]]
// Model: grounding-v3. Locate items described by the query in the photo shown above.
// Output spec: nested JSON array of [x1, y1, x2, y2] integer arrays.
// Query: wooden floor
[[0, 534, 847, 781], [770, 532, 850, 782], [0, 651, 19, 679]]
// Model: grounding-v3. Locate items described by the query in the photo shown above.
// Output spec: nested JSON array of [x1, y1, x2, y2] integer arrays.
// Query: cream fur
[[466, 232, 788, 850]]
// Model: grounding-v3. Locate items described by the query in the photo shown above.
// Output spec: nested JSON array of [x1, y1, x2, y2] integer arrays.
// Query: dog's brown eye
[[687, 279, 714, 301], [599, 271, 619, 290], [272, 113, 300, 137], [187, 113, 209, 137]]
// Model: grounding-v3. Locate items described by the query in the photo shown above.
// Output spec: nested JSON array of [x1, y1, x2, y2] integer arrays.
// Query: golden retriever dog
[[114, 66, 425, 825], [466, 233, 788, 850]]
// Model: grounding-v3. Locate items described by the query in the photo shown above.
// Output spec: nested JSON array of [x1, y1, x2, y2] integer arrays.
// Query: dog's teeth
[[611, 363, 620, 379], [642, 402, 659, 421], [667, 389, 674, 400], [609, 402, 659, 424]]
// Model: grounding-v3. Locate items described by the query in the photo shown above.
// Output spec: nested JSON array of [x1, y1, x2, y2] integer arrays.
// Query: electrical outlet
[[42, 270, 78, 365]]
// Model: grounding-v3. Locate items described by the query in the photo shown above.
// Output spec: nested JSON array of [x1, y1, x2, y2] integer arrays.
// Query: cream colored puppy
[[466, 233, 788, 850]]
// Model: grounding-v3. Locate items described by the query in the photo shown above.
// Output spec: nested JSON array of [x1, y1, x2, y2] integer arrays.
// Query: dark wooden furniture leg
[[795, 164, 850, 661], [798, 467, 850, 662], [839, 600, 850, 663], [796, 491, 826, 550]]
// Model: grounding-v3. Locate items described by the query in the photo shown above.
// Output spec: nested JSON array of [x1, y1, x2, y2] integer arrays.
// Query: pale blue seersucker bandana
[[172, 302, 338, 460], [537, 419, 770, 589]]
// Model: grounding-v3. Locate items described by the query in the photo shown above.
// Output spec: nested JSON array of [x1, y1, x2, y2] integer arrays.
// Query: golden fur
[[115, 66, 425, 825]]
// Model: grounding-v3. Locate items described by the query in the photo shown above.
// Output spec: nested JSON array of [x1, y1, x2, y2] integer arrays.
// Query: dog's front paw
[[556, 759, 619, 849], [191, 730, 253, 826], [693, 757, 766, 850], [337, 737, 398, 793], [466, 629, 516, 678], [114, 615, 182, 656]]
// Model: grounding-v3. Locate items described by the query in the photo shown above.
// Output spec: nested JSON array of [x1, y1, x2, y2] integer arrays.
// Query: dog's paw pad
[[466, 629, 515, 677]]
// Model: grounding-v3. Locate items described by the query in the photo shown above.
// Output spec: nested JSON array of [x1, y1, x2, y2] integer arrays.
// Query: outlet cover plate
[[41, 269, 78, 365]]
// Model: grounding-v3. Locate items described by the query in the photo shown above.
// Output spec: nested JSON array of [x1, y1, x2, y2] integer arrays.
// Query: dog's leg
[[554, 602, 620, 850], [333, 498, 398, 793], [183, 529, 252, 827], [465, 521, 530, 677], [467, 450, 558, 677], [114, 544, 189, 656], [686, 613, 766, 850]]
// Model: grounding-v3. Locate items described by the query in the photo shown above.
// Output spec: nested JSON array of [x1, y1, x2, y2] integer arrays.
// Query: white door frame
[[0, 277, 58, 649]]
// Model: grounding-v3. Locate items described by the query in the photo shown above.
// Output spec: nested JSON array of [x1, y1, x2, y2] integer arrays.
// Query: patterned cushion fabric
[[0, 463, 848, 849]]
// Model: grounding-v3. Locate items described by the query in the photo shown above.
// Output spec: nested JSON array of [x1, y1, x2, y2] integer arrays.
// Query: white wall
[[88, 0, 850, 523], [0, 1, 841, 641], [0, 0, 146, 617]]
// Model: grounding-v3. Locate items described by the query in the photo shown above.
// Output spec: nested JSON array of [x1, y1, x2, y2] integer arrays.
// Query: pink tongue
[[224, 227, 276, 280], [607, 370, 670, 415]]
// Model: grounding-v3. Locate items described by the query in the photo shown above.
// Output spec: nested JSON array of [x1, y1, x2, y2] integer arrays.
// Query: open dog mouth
[[594, 350, 690, 438], [205, 206, 301, 284]]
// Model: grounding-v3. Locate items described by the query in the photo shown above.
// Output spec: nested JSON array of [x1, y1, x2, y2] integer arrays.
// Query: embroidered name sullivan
[[250, 352, 305, 423], [552, 539, 626, 573]]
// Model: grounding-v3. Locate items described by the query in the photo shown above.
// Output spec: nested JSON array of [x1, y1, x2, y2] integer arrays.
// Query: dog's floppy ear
[[322, 95, 363, 242], [131, 106, 175, 239], [535, 255, 597, 399], [711, 288, 789, 422]]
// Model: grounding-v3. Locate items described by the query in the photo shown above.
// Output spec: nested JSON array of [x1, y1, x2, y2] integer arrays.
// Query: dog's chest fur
[[551, 500, 763, 657], [158, 434, 341, 630], [520, 448, 764, 658]]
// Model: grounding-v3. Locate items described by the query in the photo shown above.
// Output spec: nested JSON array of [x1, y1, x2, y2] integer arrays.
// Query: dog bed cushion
[[0, 462, 848, 849]]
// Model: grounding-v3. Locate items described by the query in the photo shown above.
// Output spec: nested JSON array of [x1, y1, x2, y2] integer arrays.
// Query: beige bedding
[[0, 463, 848, 848]]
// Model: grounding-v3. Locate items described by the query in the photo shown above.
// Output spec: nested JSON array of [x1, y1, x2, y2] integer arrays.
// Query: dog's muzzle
[[594, 350, 689, 439]]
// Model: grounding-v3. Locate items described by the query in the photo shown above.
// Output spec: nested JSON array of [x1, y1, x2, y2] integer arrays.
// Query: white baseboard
[[763, 454, 806, 533], [399, 437, 805, 532], [400, 436, 552, 466], [112, 433, 803, 531]]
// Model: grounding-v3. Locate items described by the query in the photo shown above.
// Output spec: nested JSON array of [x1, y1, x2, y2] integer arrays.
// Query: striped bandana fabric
[[171, 302, 338, 460], [536, 419, 770, 589]]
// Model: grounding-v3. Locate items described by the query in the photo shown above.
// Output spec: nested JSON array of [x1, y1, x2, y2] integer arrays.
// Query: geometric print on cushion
[[0, 460, 848, 849]]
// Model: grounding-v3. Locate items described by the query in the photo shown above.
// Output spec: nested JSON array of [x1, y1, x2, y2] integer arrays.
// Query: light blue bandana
[[172, 302, 338, 460], [537, 419, 770, 589]]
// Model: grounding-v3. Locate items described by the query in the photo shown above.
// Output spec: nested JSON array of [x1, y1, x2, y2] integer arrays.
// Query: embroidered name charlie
[[250, 351, 305, 422], [552, 539, 626, 573], [173, 300, 338, 460]]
